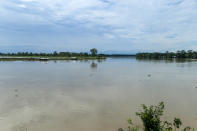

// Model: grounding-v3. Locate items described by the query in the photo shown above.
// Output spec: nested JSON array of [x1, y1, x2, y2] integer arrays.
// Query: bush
[[136, 102, 164, 131], [119, 102, 194, 131]]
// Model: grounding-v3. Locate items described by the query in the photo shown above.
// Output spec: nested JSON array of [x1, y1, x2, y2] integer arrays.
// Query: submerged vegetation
[[0, 48, 106, 60], [136, 50, 197, 59], [119, 102, 194, 131]]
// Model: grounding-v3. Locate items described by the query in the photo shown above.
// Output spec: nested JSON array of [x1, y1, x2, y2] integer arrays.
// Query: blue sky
[[0, 0, 197, 53]]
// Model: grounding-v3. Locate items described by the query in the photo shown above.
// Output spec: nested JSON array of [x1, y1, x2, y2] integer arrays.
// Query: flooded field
[[0, 57, 197, 131]]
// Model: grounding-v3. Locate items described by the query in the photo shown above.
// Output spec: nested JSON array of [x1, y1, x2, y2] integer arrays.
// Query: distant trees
[[0, 48, 102, 57], [53, 51, 58, 56], [90, 48, 98, 56], [136, 50, 197, 59]]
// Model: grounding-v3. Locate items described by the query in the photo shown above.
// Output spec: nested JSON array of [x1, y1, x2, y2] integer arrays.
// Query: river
[[0, 57, 197, 131]]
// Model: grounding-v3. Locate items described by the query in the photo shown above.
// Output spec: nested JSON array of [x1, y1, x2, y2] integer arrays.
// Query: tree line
[[136, 50, 197, 59], [0, 48, 103, 57]]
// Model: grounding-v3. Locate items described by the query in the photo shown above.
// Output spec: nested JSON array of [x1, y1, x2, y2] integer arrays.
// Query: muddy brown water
[[0, 58, 197, 131]]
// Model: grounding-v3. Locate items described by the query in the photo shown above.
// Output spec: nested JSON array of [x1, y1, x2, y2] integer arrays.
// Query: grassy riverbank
[[0, 56, 106, 61]]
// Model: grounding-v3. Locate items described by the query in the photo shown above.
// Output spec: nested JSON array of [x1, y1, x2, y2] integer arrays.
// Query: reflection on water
[[0, 58, 197, 131], [136, 58, 197, 63], [136, 58, 197, 68], [90, 62, 98, 70]]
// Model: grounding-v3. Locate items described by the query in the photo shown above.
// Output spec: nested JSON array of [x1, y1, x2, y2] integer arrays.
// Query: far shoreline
[[0, 56, 106, 61]]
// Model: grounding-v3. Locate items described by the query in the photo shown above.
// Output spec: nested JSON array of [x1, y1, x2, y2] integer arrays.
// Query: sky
[[0, 0, 197, 53]]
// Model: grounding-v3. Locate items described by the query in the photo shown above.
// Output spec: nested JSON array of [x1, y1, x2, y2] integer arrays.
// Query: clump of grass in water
[[119, 102, 195, 131]]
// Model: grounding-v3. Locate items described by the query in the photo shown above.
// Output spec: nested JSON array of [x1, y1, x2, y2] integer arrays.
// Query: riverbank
[[0, 56, 106, 61]]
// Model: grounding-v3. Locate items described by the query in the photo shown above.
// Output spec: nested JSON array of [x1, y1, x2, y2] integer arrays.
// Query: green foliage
[[118, 119, 139, 131], [53, 51, 58, 56], [136, 50, 197, 59], [119, 102, 195, 131], [136, 102, 164, 131], [0, 48, 103, 58], [163, 121, 173, 131], [173, 118, 182, 129], [90, 48, 98, 56]]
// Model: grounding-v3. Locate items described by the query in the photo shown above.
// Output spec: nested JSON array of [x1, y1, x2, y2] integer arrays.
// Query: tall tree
[[90, 48, 98, 56]]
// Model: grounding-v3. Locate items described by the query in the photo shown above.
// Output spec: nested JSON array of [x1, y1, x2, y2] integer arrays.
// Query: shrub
[[119, 102, 194, 131]]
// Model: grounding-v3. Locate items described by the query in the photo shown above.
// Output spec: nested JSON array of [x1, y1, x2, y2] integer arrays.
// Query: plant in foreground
[[119, 102, 194, 131], [173, 118, 182, 130], [136, 102, 164, 131]]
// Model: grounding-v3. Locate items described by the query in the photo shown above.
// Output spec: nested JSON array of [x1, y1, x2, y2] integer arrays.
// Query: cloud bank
[[0, 0, 197, 52]]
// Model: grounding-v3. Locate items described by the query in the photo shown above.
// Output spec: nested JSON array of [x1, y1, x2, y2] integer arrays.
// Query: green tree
[[53, 51, 58, 56], [90, 48, 98, 56], [187, 50, 193, 58]]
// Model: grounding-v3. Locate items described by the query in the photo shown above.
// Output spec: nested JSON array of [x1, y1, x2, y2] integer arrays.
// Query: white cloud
[[19, 0, 36, 2], [17, 4, 27, 8], [0, 0, 197, 51]]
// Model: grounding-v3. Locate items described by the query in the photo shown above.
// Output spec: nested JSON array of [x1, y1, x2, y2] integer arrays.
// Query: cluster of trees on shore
[[0, 48, 103, 57], [136, 50, 197, 59]]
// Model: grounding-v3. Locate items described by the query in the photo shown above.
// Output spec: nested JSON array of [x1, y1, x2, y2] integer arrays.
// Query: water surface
[[0, 58, 197, 131]]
